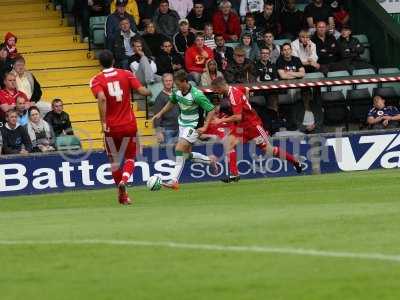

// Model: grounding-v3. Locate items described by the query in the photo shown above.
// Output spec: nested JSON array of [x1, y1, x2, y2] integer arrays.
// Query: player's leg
[[221, 133, 240, 183], [255, 125, 303, 173]]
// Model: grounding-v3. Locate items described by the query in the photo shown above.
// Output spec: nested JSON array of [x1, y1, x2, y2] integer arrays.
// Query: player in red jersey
[[90, 50, 151, 205], [210, 77, 303, 182]]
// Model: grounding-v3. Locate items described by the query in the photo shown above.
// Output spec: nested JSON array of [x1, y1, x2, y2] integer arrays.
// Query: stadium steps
[[0, 0, 156, 149]]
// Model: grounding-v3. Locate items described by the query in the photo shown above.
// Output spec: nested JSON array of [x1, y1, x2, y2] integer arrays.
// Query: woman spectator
[[239, 33, 260, 61], [141, 21, 168, 58], [12, 55, 51, 115], [26, 106, 55, 153], [201, 59, 223, 86]]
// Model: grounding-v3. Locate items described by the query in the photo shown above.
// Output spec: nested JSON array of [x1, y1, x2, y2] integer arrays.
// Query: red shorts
[[231, 123, 270, 144], [104, 126, 137, 161]]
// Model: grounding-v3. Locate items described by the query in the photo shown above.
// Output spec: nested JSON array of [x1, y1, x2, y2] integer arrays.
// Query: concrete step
[[34, 66, 99, 87]]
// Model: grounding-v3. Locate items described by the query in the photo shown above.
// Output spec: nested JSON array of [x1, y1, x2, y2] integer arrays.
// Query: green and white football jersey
[[170, 85, 215, 128]]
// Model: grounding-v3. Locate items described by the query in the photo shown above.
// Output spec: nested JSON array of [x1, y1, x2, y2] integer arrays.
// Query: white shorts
[[179, 126, 199, 144]]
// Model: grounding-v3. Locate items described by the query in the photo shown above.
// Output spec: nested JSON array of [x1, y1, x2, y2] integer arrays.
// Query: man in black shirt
[[280, 0, 305, 40], [187, 1, 210, 33], [155, 39, 184, 75], [173, 19, 196, 55], [255, 47, 278, 82], [305, 0, 334, 31], [311, 21, 346, 74], [255, 1, 281, 37], [241, 14, 264, 45], [44, 99, 74, 137], [213, 34, 234, 71], [1, 109, 32, 154]]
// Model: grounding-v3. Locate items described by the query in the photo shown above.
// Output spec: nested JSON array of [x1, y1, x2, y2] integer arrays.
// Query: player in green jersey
[[152, 70, 219, 190]]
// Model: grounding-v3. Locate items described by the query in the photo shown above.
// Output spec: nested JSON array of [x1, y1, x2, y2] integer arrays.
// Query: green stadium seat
[[274, 39, 291, 47], [295, 3, 307, 11], [352, 68, 377, 94], [347, 89, 372, 123], [55, 135, 82, 151], [89, 16, 107, 50], [378, 67, 400, 74], [353, 34, 371, 62], [225, 42, 239, 49]]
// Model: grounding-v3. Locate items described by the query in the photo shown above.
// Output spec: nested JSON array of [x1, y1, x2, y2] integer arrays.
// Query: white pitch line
[[0, 239, 400, 263]]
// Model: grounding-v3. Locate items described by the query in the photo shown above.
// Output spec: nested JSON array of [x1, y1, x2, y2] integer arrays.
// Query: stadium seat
[[295, 3, 307, 11], [353, 34, 371, 62], [347, 89, 371, 124], [352, 68, 377, 94], [225, 42, 239, 49], [373, 87, 399, 107], [89, 16, 107, 50], [55, 135, 82, 151], [321, 91, 348, 129], [378, 67, 400, 95], [327, 71, 352, 94]]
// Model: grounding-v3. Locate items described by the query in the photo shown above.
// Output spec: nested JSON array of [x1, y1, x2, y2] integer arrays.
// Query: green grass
[[1, 169, 400, 300]]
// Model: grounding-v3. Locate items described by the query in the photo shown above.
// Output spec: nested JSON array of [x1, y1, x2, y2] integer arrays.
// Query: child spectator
[[156, 39, 184, 75], [141, 21, 168, 58], [184, 33, 214, 84], [0, 109, 32, 155], [239, 32, 260, 61], [204, 23, 217, 50], [44, 99, 74, 137], [201, 59, 224, 86], [153, 0, 180, 40], [4, 32, 18, 61], [212, 0, 241, 42], [152, 73, 179, 145], [173, 19, 195, 55], [26, 106, 55, 153]]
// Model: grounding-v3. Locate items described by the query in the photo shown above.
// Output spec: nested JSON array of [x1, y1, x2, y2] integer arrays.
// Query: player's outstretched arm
[[136, 86, 152, 97], [198, 107, 217, 134], [151, 101, 175, 123]]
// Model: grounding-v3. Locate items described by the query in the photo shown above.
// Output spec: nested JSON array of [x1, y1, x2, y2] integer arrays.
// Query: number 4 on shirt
[[107, 81, 124, 102]]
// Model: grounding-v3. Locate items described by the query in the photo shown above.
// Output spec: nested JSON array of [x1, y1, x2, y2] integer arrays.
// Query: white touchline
[[0, 239, 399, 263]]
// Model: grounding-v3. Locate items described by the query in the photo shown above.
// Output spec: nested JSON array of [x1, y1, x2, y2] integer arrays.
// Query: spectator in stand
[[0, 43, 13, 88], [111, 18, 151, 69], [15, 95, 28, 126], [213, 34, 234, 71], [258, 31, 280, 63], [255, 47, 278, 82], [280, 0, 305, 40], [367, 96, 400, 129], [312, 21, 345, 74], [12, 56, 51, 115], [0, 109, 32, 155], [185, 32, 214, 84], [304, 0, 334, 34], [212, 0, 241, 42], [4, 32, 18, 61], [241, 14, 263, 45], [26, 106, 55, 153], [152, 73, 179, 144], [137, 0, 159, 29], [129, 38, 159, 84], [337, 25, 374, 72], [330, 0, 349, 31], [204, 23, 217, 50], [277, 43, 316, 132], [201, 59, 224, 86], [142, 21, 168, 58], [187, 1, 210, 34], [239, 32, 260, 61], [110, 0, 140, 25], [239, 0, 264, 19], [224, 46, 257, 83], [76, 0, 110, 43], [169, 0, 193, 19], [291, 30, 320, 73], [44, 99, 74, 137], [153, 0, 180, 40], [105, 0, 138, 49], [173, 19, 195, 55], [156, 39, 184, 75], [255, 2, 280, 37], [0, 72, 30, 123]]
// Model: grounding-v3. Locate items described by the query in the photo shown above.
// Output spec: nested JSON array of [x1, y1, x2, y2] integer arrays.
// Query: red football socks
[[228, 150, 239, 176], [272, 146, 298, 165], [121, 159, 135, 184], [112, 169, 122, 185]]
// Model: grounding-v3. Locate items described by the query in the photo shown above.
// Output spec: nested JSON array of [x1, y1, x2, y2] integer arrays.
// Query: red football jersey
[[90, 68, 142, 130], [227, 86, 261, 128]]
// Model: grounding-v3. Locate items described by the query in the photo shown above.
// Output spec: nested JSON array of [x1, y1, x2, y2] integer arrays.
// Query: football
[[147, 175, 162, 191]]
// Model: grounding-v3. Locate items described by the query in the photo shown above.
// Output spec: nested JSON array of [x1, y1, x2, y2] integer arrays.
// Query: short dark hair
[[119, 17, 130, 24], [245, 13, 255, 20], [98, 50, 114, 68], [28, 106, 40, 117], [195, 32, 205, 39], [264, 1, 274, 7], [6, 108, 17, 117], [14, 55, 25, 64], [214, 33, 224, 40], [174, 70, 188, 82], [263, 30, 274, 36], [159, 0, 169, 5], [260, 47, 271, 53], [52, 98, 63, 106], [282, 42, 292, 49]]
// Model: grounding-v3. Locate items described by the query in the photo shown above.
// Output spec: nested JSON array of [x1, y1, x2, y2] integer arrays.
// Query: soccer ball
[[147, 175, 162, 191]]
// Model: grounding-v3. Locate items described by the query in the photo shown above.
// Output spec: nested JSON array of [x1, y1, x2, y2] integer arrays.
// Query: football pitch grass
[[1, 169, 400, 300]]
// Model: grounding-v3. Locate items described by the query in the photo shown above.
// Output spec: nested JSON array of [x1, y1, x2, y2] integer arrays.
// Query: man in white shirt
[[291, 30, 320, 73]]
